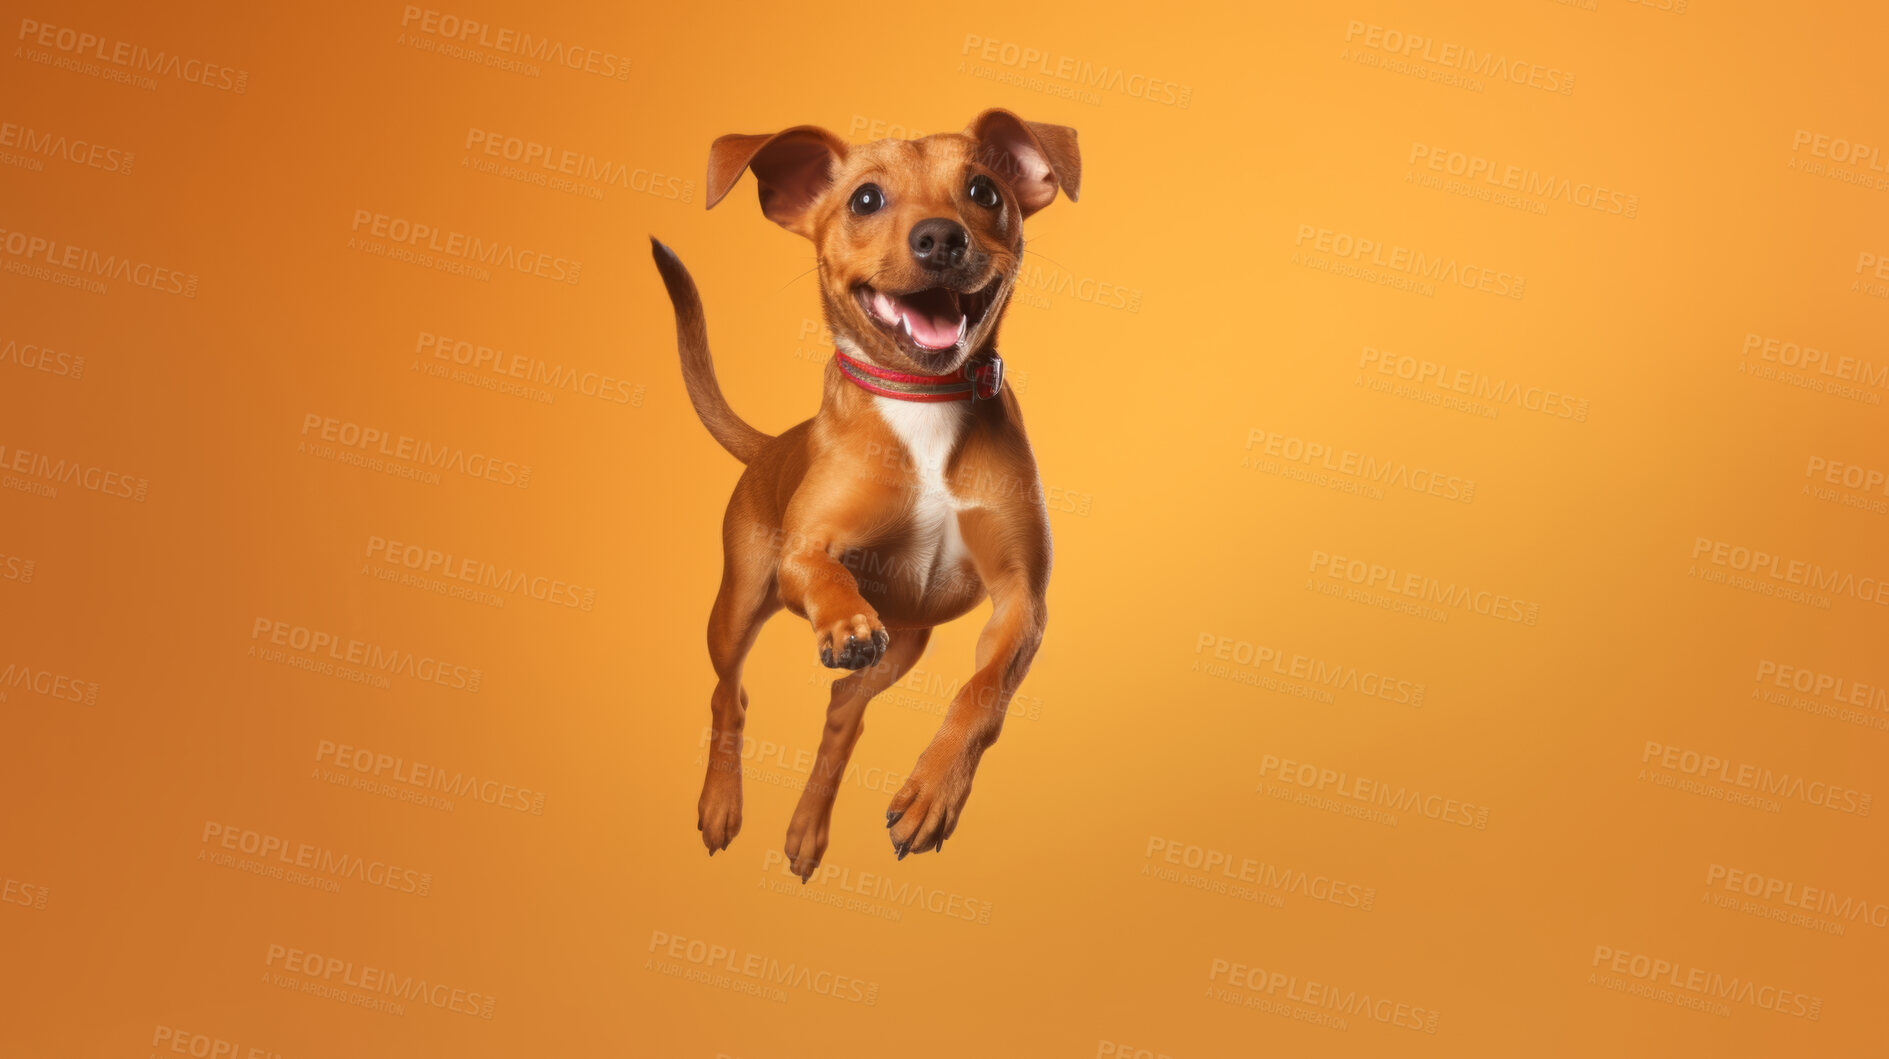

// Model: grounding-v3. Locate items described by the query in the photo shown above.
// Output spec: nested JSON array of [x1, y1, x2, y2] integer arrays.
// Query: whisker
[[776, 262, 820, 292], [1022, 248, 1068, 270]]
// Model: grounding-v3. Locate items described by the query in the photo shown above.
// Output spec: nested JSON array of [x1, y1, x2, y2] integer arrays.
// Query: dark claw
[[896, 841, 909, 861], [886, 810, 903, 829], [823, 628, 888, 670]]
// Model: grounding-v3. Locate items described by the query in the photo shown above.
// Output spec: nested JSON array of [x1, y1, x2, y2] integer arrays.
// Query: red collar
[[834, 350, 1004, 403]]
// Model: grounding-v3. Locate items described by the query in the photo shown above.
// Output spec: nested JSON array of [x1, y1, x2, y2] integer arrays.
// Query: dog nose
[[909, 219, 970, 269]]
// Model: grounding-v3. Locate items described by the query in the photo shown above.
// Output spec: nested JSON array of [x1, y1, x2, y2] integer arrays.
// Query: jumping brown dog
[[651, 109, 1078, 880]]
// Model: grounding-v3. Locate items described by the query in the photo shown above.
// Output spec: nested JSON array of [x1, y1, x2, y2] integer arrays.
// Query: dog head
[[705, 109, 1080, 376]]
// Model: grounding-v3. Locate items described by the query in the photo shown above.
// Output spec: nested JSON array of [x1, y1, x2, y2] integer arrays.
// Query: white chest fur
[[873, 396, 974, 593]]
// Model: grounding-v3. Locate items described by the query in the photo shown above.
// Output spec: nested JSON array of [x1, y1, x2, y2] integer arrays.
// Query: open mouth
[[854, 276, 1002, 354]]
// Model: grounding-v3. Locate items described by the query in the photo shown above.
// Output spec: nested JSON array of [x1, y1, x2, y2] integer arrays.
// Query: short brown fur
[[651, 109, 1078, 877]]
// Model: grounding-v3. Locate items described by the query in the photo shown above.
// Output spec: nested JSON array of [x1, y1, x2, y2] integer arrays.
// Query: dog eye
[[849, 183, 885, 215], [967, 174, 1002, 209]]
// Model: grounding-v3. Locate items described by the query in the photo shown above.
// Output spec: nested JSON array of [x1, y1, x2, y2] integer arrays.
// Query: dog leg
[[777, 527, 889, 671], [784, 627, 932, 881], [888, 573, 1045, 858], [698, 548, 779, 854]]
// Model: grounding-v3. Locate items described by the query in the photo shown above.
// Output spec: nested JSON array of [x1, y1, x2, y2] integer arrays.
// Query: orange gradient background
[[4, 1, 1888, 1056]]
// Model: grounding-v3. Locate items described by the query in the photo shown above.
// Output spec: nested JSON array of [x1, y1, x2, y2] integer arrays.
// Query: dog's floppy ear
[[968, 109, 1080, 217], [705, 126, 849, 235]]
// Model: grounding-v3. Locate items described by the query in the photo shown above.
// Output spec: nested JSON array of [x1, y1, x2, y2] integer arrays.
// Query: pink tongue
[[902, 303, 962, 349], [868, 290, 964, 350]]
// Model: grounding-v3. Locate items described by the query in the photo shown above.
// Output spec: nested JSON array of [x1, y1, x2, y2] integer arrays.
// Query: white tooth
[[900, 313, 913, 337], [954, 315, 968, 344]]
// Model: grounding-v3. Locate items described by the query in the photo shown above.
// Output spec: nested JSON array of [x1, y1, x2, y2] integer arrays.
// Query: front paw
[[817, 614, 888, 670], [886, 747, 976, 858]]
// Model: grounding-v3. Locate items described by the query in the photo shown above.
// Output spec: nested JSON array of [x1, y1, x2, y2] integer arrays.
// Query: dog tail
[[649, 237, 773, 465]]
